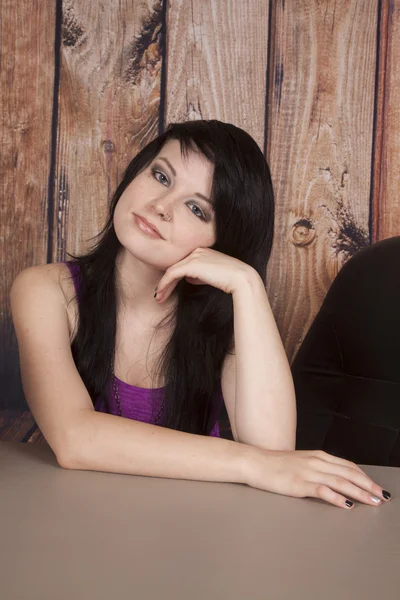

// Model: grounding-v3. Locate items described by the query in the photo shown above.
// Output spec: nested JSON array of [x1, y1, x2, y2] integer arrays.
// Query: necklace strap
[[109, 358, 164, 424]]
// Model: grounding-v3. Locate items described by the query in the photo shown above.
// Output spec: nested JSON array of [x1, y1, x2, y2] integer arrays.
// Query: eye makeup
[[150, 164, 213, 222]]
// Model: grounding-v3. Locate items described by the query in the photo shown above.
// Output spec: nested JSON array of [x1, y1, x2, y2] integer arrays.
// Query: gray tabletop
[[1, 441, 400, 599]]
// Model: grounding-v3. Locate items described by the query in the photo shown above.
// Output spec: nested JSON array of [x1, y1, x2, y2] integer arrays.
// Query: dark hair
[[67, 120, 274, 435]]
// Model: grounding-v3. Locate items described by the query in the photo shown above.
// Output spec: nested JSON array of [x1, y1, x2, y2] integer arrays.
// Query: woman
[[10, 120, 391, 509]]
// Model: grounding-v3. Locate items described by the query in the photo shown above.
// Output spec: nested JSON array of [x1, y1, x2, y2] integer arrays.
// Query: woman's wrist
[[234, 441, 265, 486], [231, 265, 262, 297]]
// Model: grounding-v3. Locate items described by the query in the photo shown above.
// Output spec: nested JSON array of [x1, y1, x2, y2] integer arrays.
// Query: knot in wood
[[102, 140, 115, 153], [290, 219, 315, 246]]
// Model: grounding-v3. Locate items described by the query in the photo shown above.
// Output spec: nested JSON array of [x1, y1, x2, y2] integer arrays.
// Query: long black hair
[[67, 120, 274, 435]]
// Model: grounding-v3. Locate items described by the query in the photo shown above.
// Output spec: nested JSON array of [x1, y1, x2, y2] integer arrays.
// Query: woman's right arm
[[10, 266, 390, 510], [9, 265, 248, 482]]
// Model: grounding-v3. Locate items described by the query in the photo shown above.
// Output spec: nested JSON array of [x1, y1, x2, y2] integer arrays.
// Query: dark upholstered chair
[[293, 236, 400, 466]]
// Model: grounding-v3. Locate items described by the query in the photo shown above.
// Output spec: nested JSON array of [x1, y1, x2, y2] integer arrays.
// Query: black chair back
[[293, 236, 400, 466]]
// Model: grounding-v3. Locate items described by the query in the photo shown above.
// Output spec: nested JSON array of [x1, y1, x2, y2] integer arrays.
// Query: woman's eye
[[188, 203, 205, 220], [152, 169, 169, 186], [151, 168, 207, 221]]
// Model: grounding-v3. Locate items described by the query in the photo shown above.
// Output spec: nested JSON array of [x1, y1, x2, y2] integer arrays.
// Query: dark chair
[[292, 236, 400, 466]]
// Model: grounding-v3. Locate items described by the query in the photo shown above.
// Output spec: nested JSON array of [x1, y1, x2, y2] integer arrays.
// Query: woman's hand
[[154, 247, 255, 301], [243, 447, 392, 509]]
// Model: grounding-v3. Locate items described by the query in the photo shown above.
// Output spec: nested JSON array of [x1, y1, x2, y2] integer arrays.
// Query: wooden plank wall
[[1, 1, 57, 442], [1, 0, 399, 443], [266, 0, 378, 357]]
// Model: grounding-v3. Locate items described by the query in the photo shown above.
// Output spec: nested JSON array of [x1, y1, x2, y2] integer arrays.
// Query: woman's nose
[[152, 196, 175, 218]]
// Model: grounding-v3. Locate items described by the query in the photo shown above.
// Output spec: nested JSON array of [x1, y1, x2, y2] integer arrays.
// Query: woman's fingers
[[304, 483, 355, 510], [304, 457, 392, 506], [299, 449, 389, 494], [155, 279, 178, 302], [248, 448, 392, 509], [309, 472, 384, 507]]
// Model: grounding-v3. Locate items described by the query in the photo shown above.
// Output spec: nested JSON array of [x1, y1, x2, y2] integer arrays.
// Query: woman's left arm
[[222, 269, 296, 451], [154, 248, 296, 451]]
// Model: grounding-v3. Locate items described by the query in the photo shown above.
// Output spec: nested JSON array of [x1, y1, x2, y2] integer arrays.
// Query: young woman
[[10, 120, 391, 509]]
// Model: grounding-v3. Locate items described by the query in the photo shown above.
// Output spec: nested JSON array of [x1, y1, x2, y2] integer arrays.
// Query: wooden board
[[0, 0, 56, 409], [53, 0, 164, 260], [371, 0, 400, 241], [164, 0, 269, 150], [266, 0, 378, 361], [0, 410, 45, 444]]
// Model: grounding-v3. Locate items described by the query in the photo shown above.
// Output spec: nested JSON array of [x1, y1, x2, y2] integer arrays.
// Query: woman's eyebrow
[[157, 156, 214, 207], [158, 157, 177, 176]]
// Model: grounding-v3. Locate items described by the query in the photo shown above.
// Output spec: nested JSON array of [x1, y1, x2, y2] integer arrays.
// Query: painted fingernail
[[345, 500, 353, 508], [153, 292, 157, 298], [371, 496, 381, 504], [382, 490, 391, 500]]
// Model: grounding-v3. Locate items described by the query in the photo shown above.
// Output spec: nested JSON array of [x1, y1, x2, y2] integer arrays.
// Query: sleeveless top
[[64, 261, 222, 437]]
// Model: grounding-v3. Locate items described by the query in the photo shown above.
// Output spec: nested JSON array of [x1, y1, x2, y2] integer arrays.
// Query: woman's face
[[113, 139, 216, 270]]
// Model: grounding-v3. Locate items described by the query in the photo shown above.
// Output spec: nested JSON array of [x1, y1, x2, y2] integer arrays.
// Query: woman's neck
[[114, 250, 177, 316]]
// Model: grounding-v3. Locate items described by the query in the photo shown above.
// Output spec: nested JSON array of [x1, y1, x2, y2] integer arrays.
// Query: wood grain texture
[[164, 0, 269, 150], [0, 410, 47, 444], [53, 0, 164, 260], [1, 410, 37, 442], [372, 0, 400, 241], [266, 0, 378, 362], [0, 0, 56, 409]]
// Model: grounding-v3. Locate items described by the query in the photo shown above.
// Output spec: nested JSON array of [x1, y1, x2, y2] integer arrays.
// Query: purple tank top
[[65, 261, 221, 437]]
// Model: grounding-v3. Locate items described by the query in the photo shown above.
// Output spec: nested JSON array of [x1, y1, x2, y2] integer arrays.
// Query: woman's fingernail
[[371, 496, 381, 504], [382, 490, 391, 500], [153, 292, 157, 298], [345, 500, 353, 508]]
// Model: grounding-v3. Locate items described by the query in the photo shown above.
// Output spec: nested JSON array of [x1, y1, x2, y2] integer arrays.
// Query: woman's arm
[[65, 409, 249, 480], [58, 411, 391, 513], [224, 269, 296, 451], [155, 248, 296, 451], [11, 264, 388, 509], [9, 264, 248, 481]]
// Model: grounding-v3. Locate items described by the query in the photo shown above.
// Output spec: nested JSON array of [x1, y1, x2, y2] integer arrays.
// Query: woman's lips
[[133, 214, 163, 239]]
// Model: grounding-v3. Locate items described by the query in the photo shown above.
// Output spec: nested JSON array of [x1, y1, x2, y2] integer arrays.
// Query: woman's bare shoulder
[[13, 262, 78, 341], [15, 262, 74, 292]]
